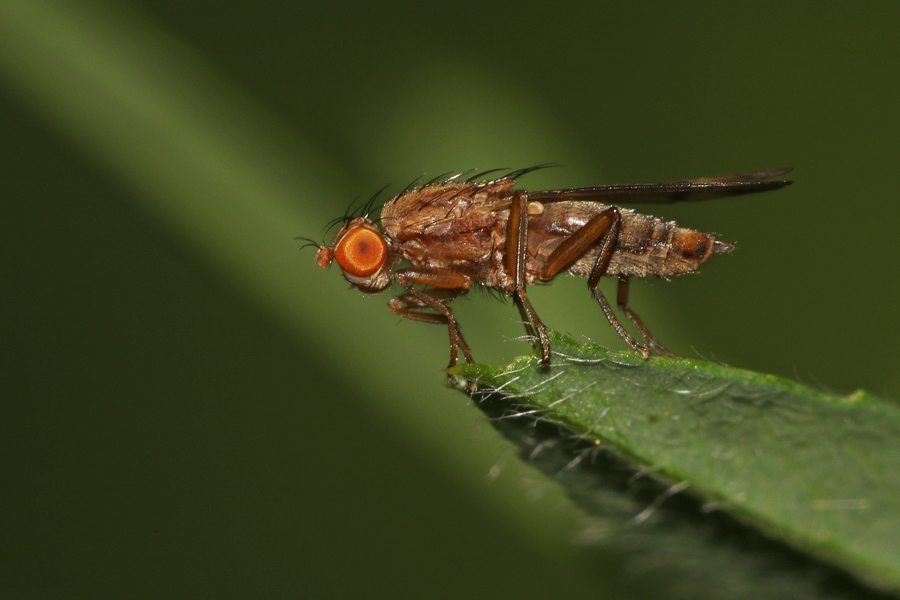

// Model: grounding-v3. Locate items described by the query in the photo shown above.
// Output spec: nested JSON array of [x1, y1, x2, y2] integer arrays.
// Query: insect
[[310, 167, 792, 368]]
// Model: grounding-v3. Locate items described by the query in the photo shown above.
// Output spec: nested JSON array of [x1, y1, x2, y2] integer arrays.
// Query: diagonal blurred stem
[[0, 0, 584, 548]]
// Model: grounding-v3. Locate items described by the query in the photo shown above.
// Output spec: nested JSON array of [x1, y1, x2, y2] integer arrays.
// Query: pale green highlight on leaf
[[455, 331, 900, 593]]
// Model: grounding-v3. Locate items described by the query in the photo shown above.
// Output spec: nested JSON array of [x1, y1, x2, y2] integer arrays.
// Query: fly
[[310, 167, 793, 367]]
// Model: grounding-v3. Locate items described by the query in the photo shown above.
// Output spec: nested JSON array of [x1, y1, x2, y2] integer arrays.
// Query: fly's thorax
[[379, 178, 514, 284], [381, 178, 514, 238], [318, 217, 393, 293]]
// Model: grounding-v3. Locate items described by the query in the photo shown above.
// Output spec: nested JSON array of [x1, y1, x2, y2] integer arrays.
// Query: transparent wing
[[526, 168, 793, 205]]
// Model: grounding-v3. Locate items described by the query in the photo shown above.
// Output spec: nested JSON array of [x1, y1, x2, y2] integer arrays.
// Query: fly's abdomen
[[527, 204, 732, 281], [608, 212, 730, 278]]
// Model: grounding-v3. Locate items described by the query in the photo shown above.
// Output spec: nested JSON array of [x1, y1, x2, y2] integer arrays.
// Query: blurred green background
[[2, 1, 898, 598]]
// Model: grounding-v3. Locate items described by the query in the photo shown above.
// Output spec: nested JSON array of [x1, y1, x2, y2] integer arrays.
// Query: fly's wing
[[526, 168, 793, 205]]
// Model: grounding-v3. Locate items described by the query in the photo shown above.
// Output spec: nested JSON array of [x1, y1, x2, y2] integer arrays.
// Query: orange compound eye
[[335, 227, 387, 277]]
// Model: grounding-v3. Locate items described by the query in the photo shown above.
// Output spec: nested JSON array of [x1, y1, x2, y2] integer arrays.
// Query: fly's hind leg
[[390, 269, 473, 368], [541, 206, 650, 358], [617, 277, 672, 357]]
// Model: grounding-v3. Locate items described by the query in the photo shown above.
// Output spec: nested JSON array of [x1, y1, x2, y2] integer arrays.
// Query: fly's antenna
[[505, 163, 561, 181]]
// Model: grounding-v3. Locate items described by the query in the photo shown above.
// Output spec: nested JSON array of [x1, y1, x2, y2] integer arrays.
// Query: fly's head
[[316, 217, 393, 293]]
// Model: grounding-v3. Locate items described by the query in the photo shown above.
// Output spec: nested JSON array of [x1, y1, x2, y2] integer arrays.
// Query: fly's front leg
[[541, 207, 650, 358], [390, 269, 473, 368], [506, 191, 551, 365], [617, 277, 672, 356]]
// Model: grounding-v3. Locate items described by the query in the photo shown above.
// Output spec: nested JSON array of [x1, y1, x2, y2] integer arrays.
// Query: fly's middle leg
[[506, 190, 551, 365]]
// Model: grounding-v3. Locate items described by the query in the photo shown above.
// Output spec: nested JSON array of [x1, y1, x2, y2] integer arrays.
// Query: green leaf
[[453, 331, 900, 595]]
